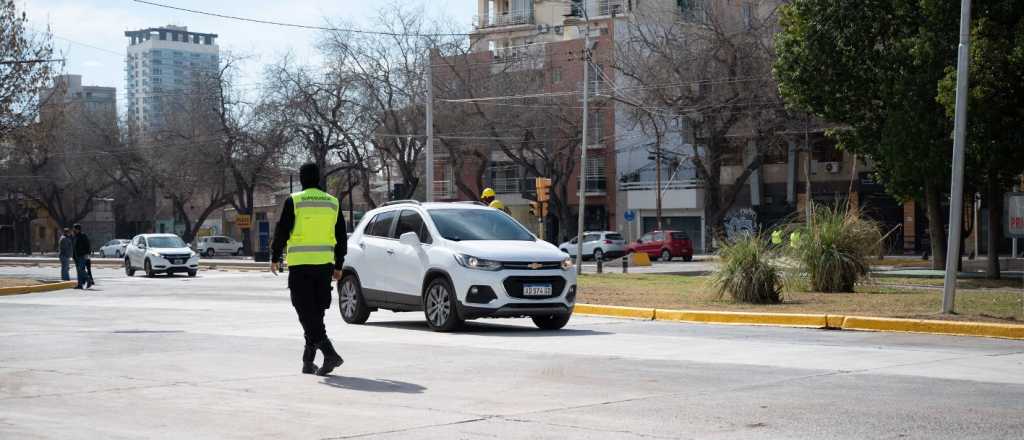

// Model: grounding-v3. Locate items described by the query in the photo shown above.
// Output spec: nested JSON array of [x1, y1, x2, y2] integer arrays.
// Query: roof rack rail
[[382, 199, 422, 207], [453, 201, 487, 206]]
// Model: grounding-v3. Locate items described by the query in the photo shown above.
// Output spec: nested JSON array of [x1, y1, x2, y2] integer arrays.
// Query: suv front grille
[[501, 261, 562, 270], [503, 276, 567, 299]]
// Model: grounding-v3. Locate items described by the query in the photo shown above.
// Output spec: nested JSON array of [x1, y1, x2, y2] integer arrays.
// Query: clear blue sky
[[23, 0, 476, 106]]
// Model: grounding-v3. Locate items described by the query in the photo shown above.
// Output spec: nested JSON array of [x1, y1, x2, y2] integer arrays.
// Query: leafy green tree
[[937, 0, 1024, 278], [773, 0, 958, 269]]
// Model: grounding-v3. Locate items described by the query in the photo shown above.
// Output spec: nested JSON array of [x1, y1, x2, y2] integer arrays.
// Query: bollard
[[596, 258, 603, 274], [622, 256, 628, 273]]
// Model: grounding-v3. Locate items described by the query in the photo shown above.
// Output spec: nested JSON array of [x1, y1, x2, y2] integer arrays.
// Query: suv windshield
[[148, 236, 186, 248], [428, 209, 534, 241]]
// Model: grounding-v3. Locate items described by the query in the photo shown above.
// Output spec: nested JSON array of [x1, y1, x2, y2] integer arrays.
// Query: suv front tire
[[423, 277, 463, 332], [532, 313, 571, 330], [339, 274, 372, 324]]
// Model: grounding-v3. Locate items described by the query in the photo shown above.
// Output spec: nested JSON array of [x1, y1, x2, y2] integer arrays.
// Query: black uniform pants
[[288, 264, 334, 345]]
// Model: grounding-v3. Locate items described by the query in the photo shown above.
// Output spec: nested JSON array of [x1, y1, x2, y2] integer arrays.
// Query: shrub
[[790, 204, 882, 292], [712, 234, 783, 304]]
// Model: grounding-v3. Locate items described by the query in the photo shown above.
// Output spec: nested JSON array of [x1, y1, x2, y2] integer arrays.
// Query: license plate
[[173, 259, 184, 265], [522, 283, 552, 297]]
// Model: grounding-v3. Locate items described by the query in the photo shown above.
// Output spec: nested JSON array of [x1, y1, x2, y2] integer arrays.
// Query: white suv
[[124, 234, 200, 277], [339, 201, 577, 331]]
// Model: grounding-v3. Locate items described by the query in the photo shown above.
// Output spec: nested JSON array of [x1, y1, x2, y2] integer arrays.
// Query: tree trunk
[[985, 177, 1002, 279], [924, 180, 946, 270]]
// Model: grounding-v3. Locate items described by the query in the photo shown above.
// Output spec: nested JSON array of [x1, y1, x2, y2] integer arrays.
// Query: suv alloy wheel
[[423, 277, 462, 332], [339, 274, 371, 324]]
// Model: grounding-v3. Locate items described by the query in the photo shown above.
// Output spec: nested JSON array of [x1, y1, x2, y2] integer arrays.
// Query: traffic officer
[[480, 187, 508, 212], [271, 163, 346, 376]]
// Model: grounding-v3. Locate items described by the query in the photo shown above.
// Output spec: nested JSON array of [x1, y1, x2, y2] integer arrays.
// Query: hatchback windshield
[[428, 209, 534, 241], [148, 236, 187, 248]]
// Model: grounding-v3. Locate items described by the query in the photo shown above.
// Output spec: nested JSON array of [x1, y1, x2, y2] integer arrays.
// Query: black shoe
[[302, 362, 319, 375], [301, 342, 317, 375], [316, 339, 344, 376]]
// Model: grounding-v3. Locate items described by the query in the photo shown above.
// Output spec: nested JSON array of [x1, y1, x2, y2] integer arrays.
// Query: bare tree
[[2, 86, 115, 231], [615, 0, 791, 241], [0, 0, 56, 138]]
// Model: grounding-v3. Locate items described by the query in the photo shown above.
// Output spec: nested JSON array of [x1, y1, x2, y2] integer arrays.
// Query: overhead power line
[[132, 0, 471, 37], [0, 59, 65, 65]]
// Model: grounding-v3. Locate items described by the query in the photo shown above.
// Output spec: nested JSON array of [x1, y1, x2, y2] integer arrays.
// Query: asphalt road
[[1, 266, 1023, 439]]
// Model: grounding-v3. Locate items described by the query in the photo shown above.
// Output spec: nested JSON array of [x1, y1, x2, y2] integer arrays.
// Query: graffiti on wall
[[724, 208, 758, 239]]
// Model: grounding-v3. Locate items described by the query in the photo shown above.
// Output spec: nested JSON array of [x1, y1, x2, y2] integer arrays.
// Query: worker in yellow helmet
[[480, 188, 509, 213]]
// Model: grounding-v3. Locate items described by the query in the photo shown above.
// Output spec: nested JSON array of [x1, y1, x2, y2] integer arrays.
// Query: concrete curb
[[574, 304, 655, 320], [575, 303, 1024, 340], [838, 316, 1024, 340], [0, 281, 78, 296]]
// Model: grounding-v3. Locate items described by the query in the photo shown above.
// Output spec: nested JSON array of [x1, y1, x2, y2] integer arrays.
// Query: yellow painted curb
[[0, 280, 78, 296], [575, 304, 655, 320], [841, 316, 1024, 340], [654, 309, 828, 328], [826, 314, 846, 329]]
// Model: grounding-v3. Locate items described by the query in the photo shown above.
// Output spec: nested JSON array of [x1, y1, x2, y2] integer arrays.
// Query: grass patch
[[579, 274, 1024, 323], [0, 278, 44, 288]]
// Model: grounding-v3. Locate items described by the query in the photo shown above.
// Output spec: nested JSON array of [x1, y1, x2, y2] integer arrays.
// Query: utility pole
[[804, 115, 812, 223], [654, 134, 664, 230], [942, 0, 973, 314], [425, 48, 435, 203], [575, 6, 592, 275]]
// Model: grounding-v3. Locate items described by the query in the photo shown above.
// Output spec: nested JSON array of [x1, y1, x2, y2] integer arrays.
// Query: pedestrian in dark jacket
[[58, 228, 73, 281], [72, 224, 95, 289], [271, 163, 346, 376]]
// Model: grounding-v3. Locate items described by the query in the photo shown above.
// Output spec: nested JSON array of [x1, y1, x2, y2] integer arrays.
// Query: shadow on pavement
[[320, 376, 426, 394], [364, 320, 611, 337]]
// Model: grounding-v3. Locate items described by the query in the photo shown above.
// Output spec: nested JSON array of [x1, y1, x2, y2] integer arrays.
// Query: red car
[[628, 230, 694, 262]]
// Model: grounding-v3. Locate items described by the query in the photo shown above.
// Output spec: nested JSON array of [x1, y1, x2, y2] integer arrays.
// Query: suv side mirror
[[399, 231, 420, 246]]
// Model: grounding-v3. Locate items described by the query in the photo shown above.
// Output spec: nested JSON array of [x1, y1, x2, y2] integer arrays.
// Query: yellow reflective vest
[[286, 188, 339, 267]]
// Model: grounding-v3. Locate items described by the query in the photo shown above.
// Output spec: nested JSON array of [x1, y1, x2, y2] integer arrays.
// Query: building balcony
[[566, 0, 631, 20], [621, 179, 703, 211], [433, 180, 456, 200], [474, 10, 534, 30]]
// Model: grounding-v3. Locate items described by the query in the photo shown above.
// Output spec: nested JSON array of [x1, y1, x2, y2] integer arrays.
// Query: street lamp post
[[574, 5, 592, 275], [942, 0, 974, 314]]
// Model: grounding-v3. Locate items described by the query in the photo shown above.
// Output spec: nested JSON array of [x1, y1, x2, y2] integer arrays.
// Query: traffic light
[[535, 177, 552, 202], [529, 201, 541, 218]]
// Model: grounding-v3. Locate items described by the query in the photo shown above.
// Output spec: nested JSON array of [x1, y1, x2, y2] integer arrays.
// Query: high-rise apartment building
[[124, 25, 219, 135]]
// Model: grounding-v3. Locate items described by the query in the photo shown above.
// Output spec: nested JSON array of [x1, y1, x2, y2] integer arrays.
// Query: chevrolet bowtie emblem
[[527, 262, 543, 270]]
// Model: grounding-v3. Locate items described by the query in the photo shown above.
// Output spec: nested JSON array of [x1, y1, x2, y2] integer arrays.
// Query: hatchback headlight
[[561, 257, 574, 271], [454, 254, 502, 271]]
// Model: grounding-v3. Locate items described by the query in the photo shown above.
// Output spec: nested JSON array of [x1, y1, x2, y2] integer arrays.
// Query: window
[[670, 232, 690, 240], [741, 2, 753, 30], [653, 232, 666, 242], [365, 211, 397, 237], [588, 109, 604, 144], [152, 68, 162, 75], [428, 209, 535, 241], [812, 139, 843, 162], [639, 233, 653, 243], [395, 210, 432, 243], [585, 156, 606, 192], [153, 59, 163, 65], [587, 63, 603, 94], [583, 233, 601, 243], [148, 236, 186, 248], [605, 233, 623, 241], [489, 162, 520, 193], [551, 67, 562, 84]]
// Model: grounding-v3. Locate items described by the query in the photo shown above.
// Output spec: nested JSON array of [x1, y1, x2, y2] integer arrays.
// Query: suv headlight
[[454, 254, 502, 271], [561, 257, 574, 271]]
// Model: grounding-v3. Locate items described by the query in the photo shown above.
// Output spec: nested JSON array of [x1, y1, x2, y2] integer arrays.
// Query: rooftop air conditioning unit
[[823, 161, 841, 174]]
